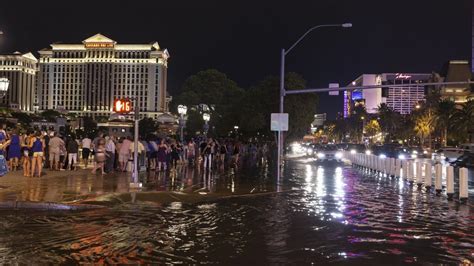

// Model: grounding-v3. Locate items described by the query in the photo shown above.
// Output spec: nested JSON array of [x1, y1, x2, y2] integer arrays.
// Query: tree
[[139, 117, 158, 138], [11, 112, 32, 126], [377, 103, 402, 142], [450, 99, 474, 143], [236, 73, 318, 142], [82, 116, 97, 138], [414, 112, 435, 147], [40, 109, 61, 122], [435, 99, 456, 146], [172, 69, 244, 136], [364, 119, 381, 142]]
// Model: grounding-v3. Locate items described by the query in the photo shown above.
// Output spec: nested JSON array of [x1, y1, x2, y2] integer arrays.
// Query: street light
[[202, 112, 210, 136], [0, 78, 9, 99], [278, 22, 352, 182], [360, 116, 366, 144], [177, 104, 187, 142]]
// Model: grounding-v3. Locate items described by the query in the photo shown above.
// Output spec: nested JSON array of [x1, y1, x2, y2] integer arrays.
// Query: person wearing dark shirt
[[66, 137, 79, 171]]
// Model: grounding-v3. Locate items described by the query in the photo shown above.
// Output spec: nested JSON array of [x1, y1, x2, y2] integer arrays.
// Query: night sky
[[0, 0, 471, 118]]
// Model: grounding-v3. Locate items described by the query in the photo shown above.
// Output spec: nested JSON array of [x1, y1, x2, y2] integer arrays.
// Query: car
[[346, 144, 370, 155], [451, 153, 474, 168], [316, 145, 343, 162], [371, 144, 399, 158], [432, 147, 466, 162]]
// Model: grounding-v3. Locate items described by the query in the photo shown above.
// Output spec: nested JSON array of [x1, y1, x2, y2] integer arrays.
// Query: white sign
[[271, 113, 289, 131], [328, 83, 339, 95]]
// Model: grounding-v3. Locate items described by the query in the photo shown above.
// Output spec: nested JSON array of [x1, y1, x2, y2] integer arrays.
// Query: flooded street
[[0, 159, 473, 264]]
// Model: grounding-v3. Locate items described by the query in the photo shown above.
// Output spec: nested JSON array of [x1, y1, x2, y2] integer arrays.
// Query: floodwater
[[0, 159, 473, 264]]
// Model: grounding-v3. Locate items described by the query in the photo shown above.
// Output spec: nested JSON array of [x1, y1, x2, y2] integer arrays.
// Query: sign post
[[114, 98, 141, 188], [271, 113, 288, 191]]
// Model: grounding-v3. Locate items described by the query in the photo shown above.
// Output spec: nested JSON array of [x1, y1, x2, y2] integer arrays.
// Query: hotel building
[[0, 52, 37, 112], [37, 33, 170, 118], [344, 73, 431, 116]]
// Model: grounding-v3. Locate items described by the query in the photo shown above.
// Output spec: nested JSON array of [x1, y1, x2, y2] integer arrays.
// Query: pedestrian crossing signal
[[114, 98, 132, 113]]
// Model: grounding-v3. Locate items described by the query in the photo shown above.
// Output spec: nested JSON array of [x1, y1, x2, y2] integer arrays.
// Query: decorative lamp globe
[[0, 78, 9, 98], [202, 113, 210, 122]]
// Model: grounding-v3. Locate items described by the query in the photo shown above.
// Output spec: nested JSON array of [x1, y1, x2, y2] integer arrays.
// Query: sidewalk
[[0, 163, 279, 208]]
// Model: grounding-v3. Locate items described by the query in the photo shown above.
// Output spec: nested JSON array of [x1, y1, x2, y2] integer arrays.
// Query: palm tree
[[435, 99, 455, 146], [377, 103, 401, 142], [414, 112, 435, 148], [450, 99, 474, 143]]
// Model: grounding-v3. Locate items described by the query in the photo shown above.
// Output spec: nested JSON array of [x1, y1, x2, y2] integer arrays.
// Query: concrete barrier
[[459, 167, 468, 201], [416, 162, 423, 187], [395, 159, 401, 178], [446, 166, 454, 199], [435, 164, 442, 194], [424, 162, 432, 190]]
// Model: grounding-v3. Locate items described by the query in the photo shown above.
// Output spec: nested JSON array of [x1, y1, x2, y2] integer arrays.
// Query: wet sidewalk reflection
[[0, 162, 275, 203]]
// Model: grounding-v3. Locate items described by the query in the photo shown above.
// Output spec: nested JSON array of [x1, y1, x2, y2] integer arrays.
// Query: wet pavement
[[0, 158, 473, 264]]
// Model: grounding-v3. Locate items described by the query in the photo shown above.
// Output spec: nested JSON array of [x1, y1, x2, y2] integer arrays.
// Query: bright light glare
[[411, 154, 417, 159], [317, 153, 325, 159], [379, 154, 387, 159], [365, 150, 372, 155], [398, 154, 406, 160], [350, 149, 356, 154], [335, 152, 343, 159], [423, 150, 428, 154], [412, 150, 418, 154]]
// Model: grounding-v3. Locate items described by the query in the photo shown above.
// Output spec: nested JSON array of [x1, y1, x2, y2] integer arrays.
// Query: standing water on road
[[0, 159, 472, 264]]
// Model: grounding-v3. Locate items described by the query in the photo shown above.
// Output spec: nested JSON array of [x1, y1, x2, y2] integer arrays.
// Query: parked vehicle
[[459, 143, 474, 154], [432, 147, 465, 162], [451, 153, 474, 168], [316, 145, 343, 162]]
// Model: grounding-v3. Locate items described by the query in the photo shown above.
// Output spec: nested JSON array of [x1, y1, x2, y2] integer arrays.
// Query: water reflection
[[0, 159, 472, 264]]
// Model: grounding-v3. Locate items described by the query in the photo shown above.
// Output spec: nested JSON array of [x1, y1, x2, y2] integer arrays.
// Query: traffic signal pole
[[130, 100, 141, 188]]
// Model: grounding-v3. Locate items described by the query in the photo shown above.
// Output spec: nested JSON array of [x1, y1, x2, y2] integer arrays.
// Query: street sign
[[328, 83, 339, 95], [271, 113, 289, 131], [113, 98, 132, 113]]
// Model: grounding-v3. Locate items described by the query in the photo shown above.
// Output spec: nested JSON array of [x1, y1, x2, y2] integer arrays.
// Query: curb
[[0, 201, 106, 211]]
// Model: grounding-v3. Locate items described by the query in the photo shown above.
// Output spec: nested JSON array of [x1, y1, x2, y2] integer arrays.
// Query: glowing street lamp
[[202, 112, 210, 135], [177, 105, 187, 142], [0, 78, 9, 99]]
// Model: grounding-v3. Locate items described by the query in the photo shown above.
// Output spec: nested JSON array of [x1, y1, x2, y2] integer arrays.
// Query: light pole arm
[[285, 24, 344, 55]]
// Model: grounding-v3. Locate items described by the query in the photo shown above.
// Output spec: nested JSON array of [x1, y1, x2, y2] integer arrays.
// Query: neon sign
[[395, 73, 412, 79], [114, 98, 132, 113]]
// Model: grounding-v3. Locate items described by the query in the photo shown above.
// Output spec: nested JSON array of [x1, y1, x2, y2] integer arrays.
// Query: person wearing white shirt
[[81, 137, 92, 168], [105, 136, 116, 173]]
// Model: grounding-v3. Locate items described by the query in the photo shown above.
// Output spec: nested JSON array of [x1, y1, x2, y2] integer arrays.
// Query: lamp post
[[0, 78, 10, 99], [234, 125, 239, 138], [361, 116, 365, 144], [202, 113, 210, 136], [177, 104, 187, 142], [278, 23, 352, 181]]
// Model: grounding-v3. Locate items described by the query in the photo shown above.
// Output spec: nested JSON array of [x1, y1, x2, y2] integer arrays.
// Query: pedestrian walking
[[48, 132, 64, 171], [81, 135, 92, 169], [66, 136, 79, 171], [156, 140, 168, 171], [5, 129, 21, 171], [105, 135, 116, 173], [30, 132, 45, 177], [91, 138, 106, 175], [119, 136, 132, 172]]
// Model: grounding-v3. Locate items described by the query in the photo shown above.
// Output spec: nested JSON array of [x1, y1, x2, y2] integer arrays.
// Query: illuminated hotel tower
[[37, 33, 170, 118], [0, 52, 37, 112]]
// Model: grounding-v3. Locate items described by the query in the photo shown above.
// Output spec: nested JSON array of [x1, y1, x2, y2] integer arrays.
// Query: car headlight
[[350, 149, 356, 154], [412, 150, 418, 154], [411, 154, 417, 159], [423, 150, 428, 154], [335, 152, 343, 159], [317, 153, 325, 159], [365, 150, 371, 155], [398, 154, 406, 160], [379, 154, 387, 159]]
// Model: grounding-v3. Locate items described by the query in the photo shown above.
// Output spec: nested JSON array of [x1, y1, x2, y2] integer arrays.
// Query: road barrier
[[345, 151, 469, 202]]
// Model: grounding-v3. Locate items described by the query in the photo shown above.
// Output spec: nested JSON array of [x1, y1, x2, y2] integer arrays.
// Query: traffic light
[[113, 98, 132, 113]]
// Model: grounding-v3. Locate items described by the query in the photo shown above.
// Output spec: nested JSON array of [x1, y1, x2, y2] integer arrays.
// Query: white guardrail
[[344, 151, 469, 202]]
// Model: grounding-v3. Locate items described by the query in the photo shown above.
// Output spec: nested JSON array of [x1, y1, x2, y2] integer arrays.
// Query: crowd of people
[[0, 126, 271, 177]]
